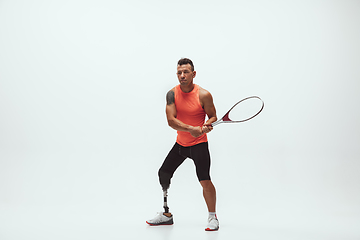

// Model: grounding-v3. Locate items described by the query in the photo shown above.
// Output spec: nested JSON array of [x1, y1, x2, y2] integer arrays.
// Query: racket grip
[[209, 121, 219, 127]]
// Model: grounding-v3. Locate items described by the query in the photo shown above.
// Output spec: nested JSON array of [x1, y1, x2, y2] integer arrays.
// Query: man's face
[[176, 64, 196, 86]]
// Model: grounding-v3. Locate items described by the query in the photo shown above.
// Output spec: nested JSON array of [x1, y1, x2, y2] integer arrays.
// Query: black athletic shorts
[[159, 142, 211, 182]]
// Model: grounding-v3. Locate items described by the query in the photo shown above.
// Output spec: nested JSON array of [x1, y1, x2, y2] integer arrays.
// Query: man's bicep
[[166, 90, 175, 105], [166, 89, 177, 118], [205, 104, 217, 119], [203, 93, 217, 119], [166, 104, 177, 122]]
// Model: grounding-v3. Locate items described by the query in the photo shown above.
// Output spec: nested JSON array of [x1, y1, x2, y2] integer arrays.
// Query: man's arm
[[165, 89, 203, 137], [200, 88, 217, 134]]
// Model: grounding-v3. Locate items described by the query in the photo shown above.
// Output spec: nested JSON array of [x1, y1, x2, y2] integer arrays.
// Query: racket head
[[212, 96, 264, 126]]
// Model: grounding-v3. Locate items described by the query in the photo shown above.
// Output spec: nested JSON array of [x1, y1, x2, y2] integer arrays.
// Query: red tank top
[[175, 84, 207, 146]]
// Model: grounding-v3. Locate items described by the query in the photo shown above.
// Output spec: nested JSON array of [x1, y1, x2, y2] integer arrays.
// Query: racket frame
[[211, 96, 264, 127]]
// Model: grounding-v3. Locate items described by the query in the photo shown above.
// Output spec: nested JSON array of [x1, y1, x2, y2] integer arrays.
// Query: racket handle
[[210, 121, 220, 127]]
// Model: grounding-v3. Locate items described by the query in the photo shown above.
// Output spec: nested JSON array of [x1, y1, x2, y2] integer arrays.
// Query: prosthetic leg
[[159, 169, 172, 215], [146, 186, 174, 225], [146, 165, 175, 225], [163, 189, 169, 213]]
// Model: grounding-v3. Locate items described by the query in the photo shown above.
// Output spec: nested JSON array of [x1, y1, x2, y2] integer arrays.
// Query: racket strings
[[211, 96, 264, 126], [222, 97, 264, 123]]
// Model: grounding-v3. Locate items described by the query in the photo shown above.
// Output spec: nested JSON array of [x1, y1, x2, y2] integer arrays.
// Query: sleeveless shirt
[[175, 84, 208, 147]]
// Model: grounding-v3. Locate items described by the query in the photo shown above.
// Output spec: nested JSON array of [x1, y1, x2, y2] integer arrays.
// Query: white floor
[[1, 154, 359, 240], [1, 201, 359, 240]]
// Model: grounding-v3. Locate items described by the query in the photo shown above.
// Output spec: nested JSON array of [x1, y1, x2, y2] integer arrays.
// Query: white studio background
[[0, 1, 359, 240]]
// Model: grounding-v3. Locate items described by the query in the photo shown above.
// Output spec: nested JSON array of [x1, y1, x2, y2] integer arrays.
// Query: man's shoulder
[[167, 86, 177, 93], [198, 86, 212, 99]]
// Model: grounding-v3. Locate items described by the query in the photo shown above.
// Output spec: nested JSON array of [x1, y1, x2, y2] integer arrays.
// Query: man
[[146, 58, 219, 231]]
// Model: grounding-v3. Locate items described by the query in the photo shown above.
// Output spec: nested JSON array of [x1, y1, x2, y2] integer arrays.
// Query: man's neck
[[180, 83, 195, 93]]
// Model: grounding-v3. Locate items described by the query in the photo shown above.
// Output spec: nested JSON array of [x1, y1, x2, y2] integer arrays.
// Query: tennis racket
[[211, 96, 264, 127]]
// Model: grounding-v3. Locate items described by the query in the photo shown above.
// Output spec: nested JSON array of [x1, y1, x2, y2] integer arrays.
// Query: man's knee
[[158, 168, 173, 191], [200, 179, 215, 190]]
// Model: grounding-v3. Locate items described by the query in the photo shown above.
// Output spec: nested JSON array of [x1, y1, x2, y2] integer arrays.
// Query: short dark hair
[[177, 58, 194, 71]]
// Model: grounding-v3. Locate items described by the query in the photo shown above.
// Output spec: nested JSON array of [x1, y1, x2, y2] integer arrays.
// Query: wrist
[[187, 125, 196, 132]]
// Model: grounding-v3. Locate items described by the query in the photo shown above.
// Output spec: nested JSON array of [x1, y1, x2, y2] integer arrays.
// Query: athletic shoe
[[205, 216, 219, 231], [146, 212, 174, 226]]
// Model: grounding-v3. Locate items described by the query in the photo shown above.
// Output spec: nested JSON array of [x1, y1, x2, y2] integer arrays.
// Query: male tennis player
[[146, 58, 219, 231]]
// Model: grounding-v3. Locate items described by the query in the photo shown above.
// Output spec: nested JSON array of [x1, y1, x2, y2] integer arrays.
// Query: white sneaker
[[205, 217, 219, 231], [146, 212, 173, 226]]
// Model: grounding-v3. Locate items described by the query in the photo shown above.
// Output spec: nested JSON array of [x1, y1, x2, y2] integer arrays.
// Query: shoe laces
[[152, 212, 165, 223], [208, 216, 217, 222]]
